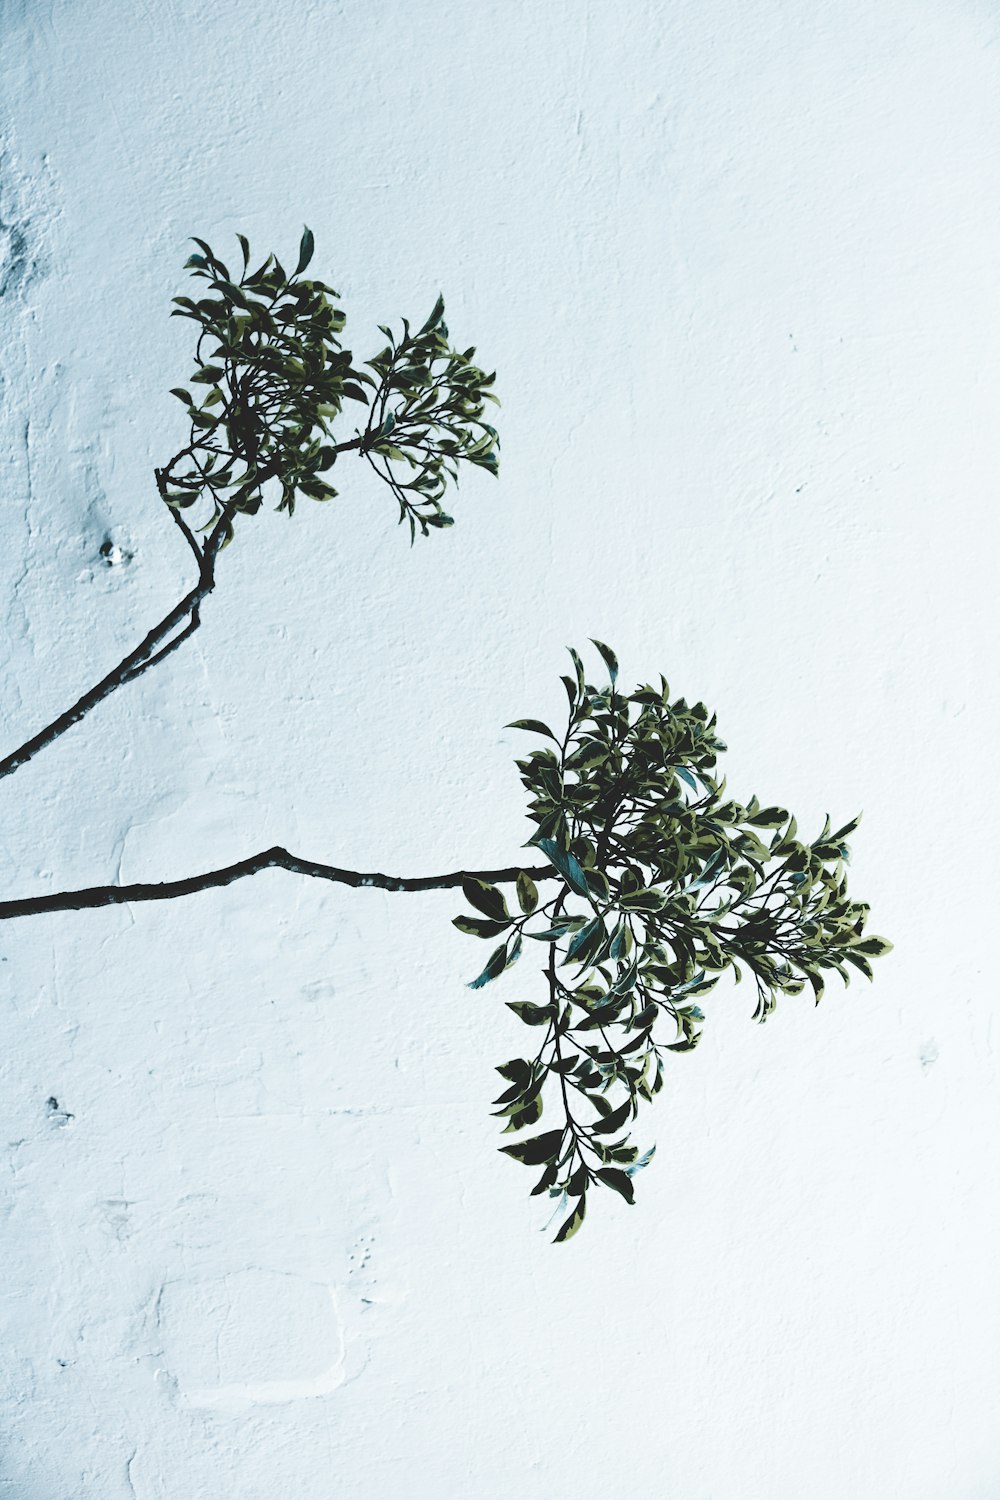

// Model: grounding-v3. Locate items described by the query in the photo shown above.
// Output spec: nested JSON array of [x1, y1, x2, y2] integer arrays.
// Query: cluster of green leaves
[[161, 230, 498, 543], [454, 644, 891, 1242], [363, 297, 499, 541]]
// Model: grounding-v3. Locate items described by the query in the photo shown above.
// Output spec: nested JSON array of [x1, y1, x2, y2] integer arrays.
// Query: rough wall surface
[[1, 2, 999, 1496]]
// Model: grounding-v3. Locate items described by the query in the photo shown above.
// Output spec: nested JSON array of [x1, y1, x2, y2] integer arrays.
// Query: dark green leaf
[[748, 806, 788, 828], [590, 639, 619, 683], [495, 1058, 532, 1086], [502, 1095, 543, 1131], [596, 1167, 635, 1203], [591, 1098, 631, 1135], [294, 226, 315, 276], [516, 871, 539, 915], [461, 878, 509, 922], [419, 294, 446, 335], [565, 917, 605, 963], [506, 1001, 552, 1026], [499, 1129, 564, 1166], [468, 943, 509, 990], [851, 935, 893, 957], [618, 888, 668, 912], [526, 918, 588, 940], [506, 718, 558, 741], [537, 838, 591, 898], [452, 914, 509, 939], [553, 1195, 587, 1243], [530, 1161, 559, 1196]]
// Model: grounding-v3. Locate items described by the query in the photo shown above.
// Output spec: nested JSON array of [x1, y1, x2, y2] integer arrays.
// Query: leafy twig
[[454, 642, 891, 1240], [0, 229, 499, 783]]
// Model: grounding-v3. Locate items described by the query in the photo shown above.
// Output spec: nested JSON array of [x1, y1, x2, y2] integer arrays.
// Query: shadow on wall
[[0, 154, 39, 301]]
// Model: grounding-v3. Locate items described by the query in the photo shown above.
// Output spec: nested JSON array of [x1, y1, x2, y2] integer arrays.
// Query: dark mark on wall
[[46, 1096, 74, 1125], [99, 536, 134, 567], [0, 214, 31, 299]]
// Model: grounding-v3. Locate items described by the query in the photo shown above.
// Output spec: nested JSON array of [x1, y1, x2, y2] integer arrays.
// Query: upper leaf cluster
[[160, 230, 499, 544]]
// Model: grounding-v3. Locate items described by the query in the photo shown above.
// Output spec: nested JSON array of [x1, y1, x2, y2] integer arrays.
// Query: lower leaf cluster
[[454, 643, 891, 1241]]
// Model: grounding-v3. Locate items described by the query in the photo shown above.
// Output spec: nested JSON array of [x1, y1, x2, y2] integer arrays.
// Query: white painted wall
[[1, 2, 999, 1495]]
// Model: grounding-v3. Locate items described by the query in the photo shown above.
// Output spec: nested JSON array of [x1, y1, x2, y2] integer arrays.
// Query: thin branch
[[0, 848, 558, 921], [121, 604, 202, 681], [157, 470, 204, 565], [0, 510, 231, 783]]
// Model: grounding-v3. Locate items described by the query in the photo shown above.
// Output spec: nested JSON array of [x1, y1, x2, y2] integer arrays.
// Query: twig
[[121, 605, 201, 682]]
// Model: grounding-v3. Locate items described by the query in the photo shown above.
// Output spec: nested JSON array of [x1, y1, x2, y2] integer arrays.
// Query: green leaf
[[516, 871, 539, 915], [294, 226, 315, 276], [851, 935, 893, 957], [691, 845, 727, 889], [626, 1144, 656, 1177], [530, 1161, 559, 1196], [499, 1129, 564, 1166], [830, 814, 862, 842], [461, 878, 509, 922], [618, 887, 668, 912], [553, 1195, 587, 1243], [536, 838, 591, 899], [502, 1095, 543, 1132], [564, 917, 604, 964], [590, 639, 619, 683], [468, 943, 510, 990], [565, 742, 609, 774], [567, 1163, 589, 1197], [526, 918, 588, 940], [843, 950, 874, 980], [506, 1001, 552, 1026], [452, 914, 509, 939], [748, 806, 788, 828], [596, 1167, 635, 1203], [567, 647, 586, 693], [665, 1034, 700, 1052], [506, 718, 559, 741], [591, 1098, 631, 1135], [495, 1058, 532, 1086], [419, 293, 446, 335]]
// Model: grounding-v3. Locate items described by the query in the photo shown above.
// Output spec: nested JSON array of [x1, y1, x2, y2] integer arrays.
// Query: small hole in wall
[[99, 537, 132, 567]]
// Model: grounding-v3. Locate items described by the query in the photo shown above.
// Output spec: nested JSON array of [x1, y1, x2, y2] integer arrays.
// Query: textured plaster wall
[[1, 2, 999, 1497]]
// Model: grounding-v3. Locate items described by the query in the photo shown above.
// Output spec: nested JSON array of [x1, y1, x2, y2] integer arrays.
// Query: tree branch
[[0, 847, 558, 920], [0, 510, 231, 783], [121, 604, 202, 682], [159, 477, 204, 565]]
